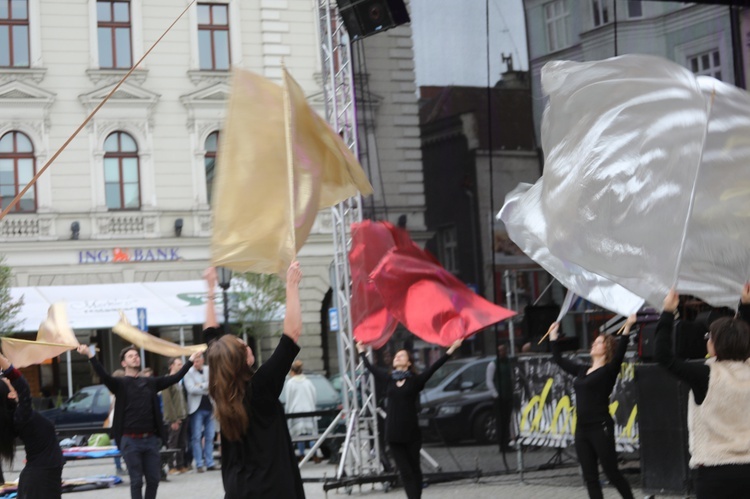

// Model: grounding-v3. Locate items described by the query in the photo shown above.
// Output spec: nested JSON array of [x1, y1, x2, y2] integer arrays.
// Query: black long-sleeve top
[[551, 336, 629, 429], [360, 351, 452, 443], [654, 303, 750, 405], [88, 356, 192, 446], [5, 366, 64, 469], [220, 334, 304, 499]]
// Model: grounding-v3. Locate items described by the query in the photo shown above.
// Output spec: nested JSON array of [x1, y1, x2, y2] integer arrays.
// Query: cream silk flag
[[211, 68, 373, 274], [1, 303, 79, 368], [112, 312, 206, 357]]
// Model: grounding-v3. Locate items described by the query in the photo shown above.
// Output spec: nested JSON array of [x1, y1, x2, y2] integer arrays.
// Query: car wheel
[[472, 410, 497, 444]]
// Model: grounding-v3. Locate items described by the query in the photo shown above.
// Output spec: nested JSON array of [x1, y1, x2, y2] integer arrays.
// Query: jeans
[[190, 409, 215, 468], [120, 434, 162, 499]]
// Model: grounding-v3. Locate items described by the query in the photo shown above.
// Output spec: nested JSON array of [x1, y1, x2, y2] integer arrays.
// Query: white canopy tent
[[10, 281, 214, 332]]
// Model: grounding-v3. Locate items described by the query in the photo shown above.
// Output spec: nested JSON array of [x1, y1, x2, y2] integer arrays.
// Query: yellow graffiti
[[520, 378, 553, 432], [520, 376, 638, 440]]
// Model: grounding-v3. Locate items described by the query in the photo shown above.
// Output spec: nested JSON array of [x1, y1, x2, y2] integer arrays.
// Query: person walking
[[357, 338, 463, 499], [548, 317, 636, 499], [184, 352, 216, 472], [285, 360, 318, 460], [655, 286, 750, 498], [162, 358, 189, 474], [77, 343, 199, 499], [0, 351, 64, 499], [207, 261, 305, 499]]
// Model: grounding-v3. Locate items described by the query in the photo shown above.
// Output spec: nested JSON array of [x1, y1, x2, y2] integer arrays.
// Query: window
[[204, 131, 219, 204], [197, 3, 230, 70], [592, 0, 610, 28], [103, 131, 140, 210], [97, 0, 132, 69], [0, 131, 36, 213], [545, 0, 569, 52], [0, 0, 30, 67], [689, 50, 722, 81], [627, 0, 642, 19], [438, 226, 458, 275]]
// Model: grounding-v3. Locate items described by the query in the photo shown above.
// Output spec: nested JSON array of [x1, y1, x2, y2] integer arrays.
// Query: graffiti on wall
[[511, 354, 639, 451]]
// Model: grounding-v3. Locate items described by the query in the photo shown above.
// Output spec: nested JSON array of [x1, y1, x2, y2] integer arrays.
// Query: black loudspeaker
[[635, 363, 693, 495], [639, 322, 658, 360], [336, 0, 410, 40], [523, 304, 560, 352]]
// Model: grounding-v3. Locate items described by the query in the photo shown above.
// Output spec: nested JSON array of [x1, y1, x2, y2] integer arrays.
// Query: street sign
[[137, 307, 148, 331], [329, 307, 339, 332]]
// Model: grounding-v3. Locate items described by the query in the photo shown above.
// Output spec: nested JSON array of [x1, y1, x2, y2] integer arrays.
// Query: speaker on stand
[[335, 0, 411, 40]]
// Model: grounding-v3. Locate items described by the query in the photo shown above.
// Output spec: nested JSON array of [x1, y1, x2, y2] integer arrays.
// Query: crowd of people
[[2, 263, 750, 499]]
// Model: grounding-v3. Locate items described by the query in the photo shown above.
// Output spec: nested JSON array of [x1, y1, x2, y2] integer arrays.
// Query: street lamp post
[[217, 266, 233, 333]]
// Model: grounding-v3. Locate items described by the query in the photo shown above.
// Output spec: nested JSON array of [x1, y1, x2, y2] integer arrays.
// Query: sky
[[410, 0, 528, 88]]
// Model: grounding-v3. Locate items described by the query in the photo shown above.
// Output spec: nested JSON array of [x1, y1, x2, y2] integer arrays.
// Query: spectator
[[162, 358, 189, 475], [285, 360, 319, 461], [184, 353, 216, 472]]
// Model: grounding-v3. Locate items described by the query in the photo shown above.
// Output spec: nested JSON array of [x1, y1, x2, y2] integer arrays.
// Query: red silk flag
[[370, 248, 516, 347], [349, 220, 401, 348]]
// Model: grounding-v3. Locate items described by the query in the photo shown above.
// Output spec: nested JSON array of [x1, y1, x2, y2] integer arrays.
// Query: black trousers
[[495, 398, 513, 452], [17, 465, 63, 499], [166, 419, 188, 469], [389, 440, 422, 499], [574, 421, 634, 499], [693, 463, 750, 499], [120, 434, 162, 499]]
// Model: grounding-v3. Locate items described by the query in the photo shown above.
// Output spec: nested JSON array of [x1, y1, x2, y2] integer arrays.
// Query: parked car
[[39, 384, 110, 430], [418, 356, 497, 444]]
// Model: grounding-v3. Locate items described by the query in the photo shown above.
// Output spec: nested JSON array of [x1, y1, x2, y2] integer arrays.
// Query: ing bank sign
[[78, 247, 181, 264]]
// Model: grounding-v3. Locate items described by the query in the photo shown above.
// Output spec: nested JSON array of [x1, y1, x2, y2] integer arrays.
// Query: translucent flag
[[500, 54, 750, 314], [1, 303, 79, 368]]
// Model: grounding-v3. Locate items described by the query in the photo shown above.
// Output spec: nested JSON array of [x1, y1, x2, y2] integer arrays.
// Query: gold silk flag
[[112, 312, 206, 357], [211, 68, 373, 274], [1, 303, 79, 368]]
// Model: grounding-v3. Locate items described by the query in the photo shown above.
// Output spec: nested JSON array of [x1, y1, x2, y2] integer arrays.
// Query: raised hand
[[741, 282, 750, 305], [447, 338, 463, 355], [356, 341, 366, 354], [547, 322, 560, 341], [77, 344, 95, 358], [622, 314, 637, 336], [663, 289, 679, 313], [287, 260, 302, 287]]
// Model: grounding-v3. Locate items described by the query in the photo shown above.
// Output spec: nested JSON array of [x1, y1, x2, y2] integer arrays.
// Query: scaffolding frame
[[316, 0, 383, 481]]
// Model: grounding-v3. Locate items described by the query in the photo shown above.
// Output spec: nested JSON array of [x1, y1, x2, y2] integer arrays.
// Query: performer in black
[[655, 286, 750, 498], [0, 350, 64, 499], [207, 261, 305, 499], [77, 343, 199, 499], [548, 317, 635, 499], [356, 338, 463, 499]]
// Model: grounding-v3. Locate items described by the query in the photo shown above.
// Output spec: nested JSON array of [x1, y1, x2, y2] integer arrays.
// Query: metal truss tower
[[316, 0, 383, 482]]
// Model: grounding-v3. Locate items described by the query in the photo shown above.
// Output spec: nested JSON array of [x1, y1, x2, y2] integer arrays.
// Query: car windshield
[[424, 361, 466, 389], [309, 376, 340, 405], [65, 387, 98, 411]]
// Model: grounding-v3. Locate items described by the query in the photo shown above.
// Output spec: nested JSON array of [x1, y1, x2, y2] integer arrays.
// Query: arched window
[[0, 131, 36, 213], [104, 131, 140, 210], [205, 131, 219, 204]]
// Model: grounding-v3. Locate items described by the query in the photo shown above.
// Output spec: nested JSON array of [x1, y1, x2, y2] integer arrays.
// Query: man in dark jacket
[[78, 344, 199, 499]]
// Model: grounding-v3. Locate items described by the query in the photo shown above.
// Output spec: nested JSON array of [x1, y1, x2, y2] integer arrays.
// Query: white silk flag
[[500, 54, 750, 315], [1, 303, 79, 368], [211, 68, 373, 274]]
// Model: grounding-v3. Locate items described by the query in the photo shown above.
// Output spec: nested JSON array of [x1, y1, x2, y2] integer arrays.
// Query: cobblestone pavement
[[2, 444, 688, 498]]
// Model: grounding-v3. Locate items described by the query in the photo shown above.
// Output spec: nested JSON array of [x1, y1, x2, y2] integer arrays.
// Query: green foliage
[[0, 256, 22, 337], [232, 271, 286, 340]]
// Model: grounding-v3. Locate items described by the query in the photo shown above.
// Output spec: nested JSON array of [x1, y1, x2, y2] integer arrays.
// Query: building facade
[[0, 0, 424, 393], [524, 0, 748, 141]]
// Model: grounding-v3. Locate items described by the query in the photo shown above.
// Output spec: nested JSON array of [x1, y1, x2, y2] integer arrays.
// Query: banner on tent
[[512, 353, 639, 452]]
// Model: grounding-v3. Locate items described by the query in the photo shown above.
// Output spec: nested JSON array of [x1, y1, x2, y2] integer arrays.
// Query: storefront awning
[[10, 281, 223, 332]]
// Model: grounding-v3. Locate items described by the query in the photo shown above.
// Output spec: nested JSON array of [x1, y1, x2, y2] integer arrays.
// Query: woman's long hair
[[0, 380, 16, 467], [207, 335, 254, 442], [601, 335, 618, 364]]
